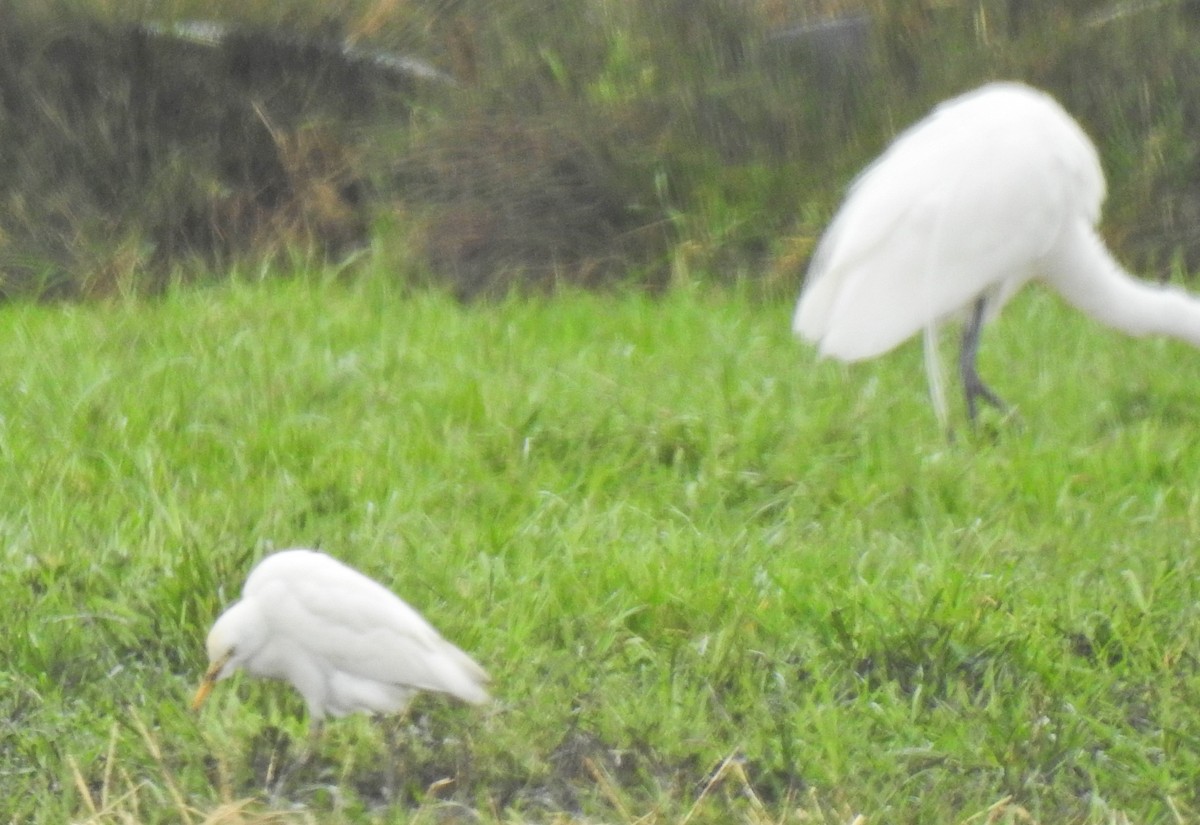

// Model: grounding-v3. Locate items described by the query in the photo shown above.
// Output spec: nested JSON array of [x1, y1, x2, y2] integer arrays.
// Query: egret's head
[[191, 600, 264, 711]]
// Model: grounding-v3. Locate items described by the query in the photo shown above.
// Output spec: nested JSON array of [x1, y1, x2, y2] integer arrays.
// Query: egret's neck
[[1044, 224, 1200, 347]]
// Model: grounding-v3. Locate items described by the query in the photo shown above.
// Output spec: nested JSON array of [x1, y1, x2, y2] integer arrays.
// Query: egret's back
[[247, 549, 490, 717], [793, 82, 1105, 361]]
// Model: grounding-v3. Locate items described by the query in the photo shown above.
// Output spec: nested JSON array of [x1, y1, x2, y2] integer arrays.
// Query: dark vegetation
[[1, 0, 1200, 299]]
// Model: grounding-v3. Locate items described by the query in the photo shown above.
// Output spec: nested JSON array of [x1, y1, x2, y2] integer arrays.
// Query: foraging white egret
[[793, 81, 1200, 428], [192, 549, 489, 724]]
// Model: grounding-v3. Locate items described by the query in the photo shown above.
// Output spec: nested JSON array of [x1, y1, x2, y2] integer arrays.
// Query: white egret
[[793, 81, 1200, 429], [192, 548, 489, 725]]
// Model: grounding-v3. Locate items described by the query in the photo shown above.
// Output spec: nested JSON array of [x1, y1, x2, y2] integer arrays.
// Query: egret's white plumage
[[793, 81, 1200, 426], [192, 549, 489, 721]]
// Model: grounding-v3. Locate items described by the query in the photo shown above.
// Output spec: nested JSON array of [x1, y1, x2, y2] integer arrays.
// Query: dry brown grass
[[400, 108, 664, 298]]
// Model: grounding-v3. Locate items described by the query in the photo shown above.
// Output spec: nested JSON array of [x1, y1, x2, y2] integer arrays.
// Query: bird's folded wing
[[794, 84, 1103, 361], [260, 566, 490, 704]]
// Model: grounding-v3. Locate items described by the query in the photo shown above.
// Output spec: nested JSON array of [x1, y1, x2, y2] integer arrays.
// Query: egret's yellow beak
[[191, 656, 229, 711]]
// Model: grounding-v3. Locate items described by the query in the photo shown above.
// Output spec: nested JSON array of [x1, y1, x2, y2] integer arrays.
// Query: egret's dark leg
[[960, 297, 1007, 422]]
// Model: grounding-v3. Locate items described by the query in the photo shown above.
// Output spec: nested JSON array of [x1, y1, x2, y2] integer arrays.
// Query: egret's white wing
[[794, 82, 1104, 361], [247, 550, 489, 705]]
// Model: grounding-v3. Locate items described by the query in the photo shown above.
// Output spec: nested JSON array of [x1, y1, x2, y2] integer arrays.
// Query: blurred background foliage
[[0, 0, 1198, 299]]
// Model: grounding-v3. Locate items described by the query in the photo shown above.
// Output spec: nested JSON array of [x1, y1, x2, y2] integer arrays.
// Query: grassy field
[[5, 267, 1200, 824]]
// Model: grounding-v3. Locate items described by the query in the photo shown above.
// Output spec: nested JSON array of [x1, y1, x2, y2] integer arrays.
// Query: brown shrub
[[401, 109, 666, 298], [0, 8, 424, 297]]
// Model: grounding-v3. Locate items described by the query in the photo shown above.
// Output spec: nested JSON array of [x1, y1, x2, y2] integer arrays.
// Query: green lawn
[[4, 268, 1200, 824]]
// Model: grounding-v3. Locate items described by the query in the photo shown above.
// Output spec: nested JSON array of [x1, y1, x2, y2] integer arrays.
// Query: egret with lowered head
[[192, 548, 489, 726], [793, 81, 1200, 430]]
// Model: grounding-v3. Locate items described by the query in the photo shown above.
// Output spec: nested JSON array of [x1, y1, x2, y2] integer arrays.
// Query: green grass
[[5, 266, 1200, 824]]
